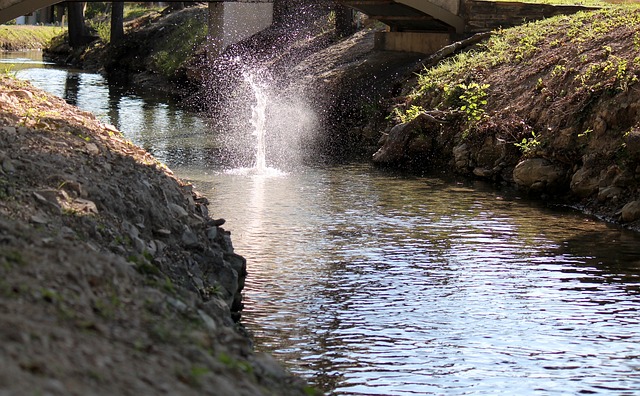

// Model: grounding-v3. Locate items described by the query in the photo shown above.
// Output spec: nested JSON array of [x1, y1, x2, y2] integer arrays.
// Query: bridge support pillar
[[207, 1, 274, 58], [374, 31, 452, 54]]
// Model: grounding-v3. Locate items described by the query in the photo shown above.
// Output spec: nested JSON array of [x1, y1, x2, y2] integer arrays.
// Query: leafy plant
[[514, 131, 541, 154], [457, 82, 490, 122], [391, 104, 424, 123]]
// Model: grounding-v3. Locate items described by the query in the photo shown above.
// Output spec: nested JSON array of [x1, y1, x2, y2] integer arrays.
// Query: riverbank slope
[[0, 74, 314, 395], [372, 6, 640, 230], [0, 25, 63, 50]]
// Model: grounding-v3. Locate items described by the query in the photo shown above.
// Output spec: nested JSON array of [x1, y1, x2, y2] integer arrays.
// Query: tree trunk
[[110, 2, 125, 44], [67, 2, 90, 48], [273, 0, 294, 27], [334, 5, 355, 37]]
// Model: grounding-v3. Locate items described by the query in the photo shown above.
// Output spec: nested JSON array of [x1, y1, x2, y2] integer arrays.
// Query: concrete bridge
[[0, 0, 594, 54]]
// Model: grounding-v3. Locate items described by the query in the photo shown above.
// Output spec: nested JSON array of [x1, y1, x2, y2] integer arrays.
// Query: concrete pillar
[[374, 31, 452, 54], [207, 2, 274, 59], [207, 3, 225, 60]]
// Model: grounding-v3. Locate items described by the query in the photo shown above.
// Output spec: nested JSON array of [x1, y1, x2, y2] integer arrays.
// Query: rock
[[372, 120, 416, 164], [513, 158, 566, 192], [33, 190, 61, 211], [624, 129, 640, 159], [206, 227, 218, 240], [570, 166, 599, 198], [181, 228, 199, 248], [197, 309, 218, 332], [30, 213, 49, 225], [168, 203, 188, 218], [621, 200, 640, 222], [475, 136, 505, 168], [132, 236, 146, 253], [453, 143, 470, 170], [85, 143, 100, 155], [154, 228, 171, 237], [473, 167, 493, 178], [209, 218, 225, 227], [70, 198, 98, 214], [598, 186, 622, 202], [2, 157, 15, 173]]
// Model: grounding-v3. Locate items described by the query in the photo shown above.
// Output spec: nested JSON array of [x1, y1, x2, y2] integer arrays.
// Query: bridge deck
[[343, 0, 445, 31]]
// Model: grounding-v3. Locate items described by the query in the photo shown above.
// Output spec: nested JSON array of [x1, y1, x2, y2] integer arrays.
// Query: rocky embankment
[[0, 75, 313, 395], [370, 8, 640, 230]]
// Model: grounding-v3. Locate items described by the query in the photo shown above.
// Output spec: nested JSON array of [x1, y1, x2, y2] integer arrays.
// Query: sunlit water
[[6, 51, 640, 395]]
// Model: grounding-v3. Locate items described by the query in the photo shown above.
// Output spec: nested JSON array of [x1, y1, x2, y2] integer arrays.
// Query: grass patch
[[410, 6, 640, 107], [0, 25, 65, 50], [150, 16, 207, 78]]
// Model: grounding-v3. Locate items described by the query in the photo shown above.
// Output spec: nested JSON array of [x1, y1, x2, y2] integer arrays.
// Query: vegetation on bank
[[83, 2, 166, 43], [377, 3, 640, 226], [393, 5, 640, 144], [0, 25, 64, 50]]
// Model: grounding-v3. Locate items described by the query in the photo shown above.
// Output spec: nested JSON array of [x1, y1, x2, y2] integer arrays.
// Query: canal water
[[4, 51, 640, 395]]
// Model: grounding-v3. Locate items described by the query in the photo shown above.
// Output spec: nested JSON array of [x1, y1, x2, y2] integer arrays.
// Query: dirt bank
[[0, 75, 315, 395], [370, 7, 640, 231]]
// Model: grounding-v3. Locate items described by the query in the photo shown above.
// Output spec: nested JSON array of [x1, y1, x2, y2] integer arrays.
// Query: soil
[[0, 75, 315, 395]]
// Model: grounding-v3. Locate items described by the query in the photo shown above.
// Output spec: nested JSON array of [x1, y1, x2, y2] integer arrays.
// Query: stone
[[168, 203, 188, 218], [475, 136, 505, 168], [154, 228, 171, 237], [206, 227, 218, 240], [2, 157, 15, 173], [30, 213, 49, 225], [71, 198, 99, 214], [33, 190, 61, 211], [621, 200, 640, 222], [570, 166, 599, 198], [181, 228, 199, 248], [513, 158, 566, 192], [197, 309, 218, 332], [132, 237, 146, 253], [598, 186, 622, 202], [453, 143, 470, 169], [473, 167, 493, 178], [624, 129, 640, 158], [85, 143, 100, 155], [372, 121, 413, 163], [210, 218, 225, 227]]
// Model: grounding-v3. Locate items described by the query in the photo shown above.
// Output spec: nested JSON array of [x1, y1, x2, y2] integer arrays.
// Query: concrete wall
[[463, 0, 595, 33], [208, 2, 273, 57], [374, 31, 452, 54]]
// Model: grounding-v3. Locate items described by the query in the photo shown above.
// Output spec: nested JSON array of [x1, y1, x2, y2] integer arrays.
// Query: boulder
[[621, 200, 640, 222], [570, 166, 599, 198], [513, 158, 566, 192]]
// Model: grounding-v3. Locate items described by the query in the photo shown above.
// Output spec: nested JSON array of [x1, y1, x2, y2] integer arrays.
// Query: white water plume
[[245, 72, 268, 173], [216, 64, 318, 176]]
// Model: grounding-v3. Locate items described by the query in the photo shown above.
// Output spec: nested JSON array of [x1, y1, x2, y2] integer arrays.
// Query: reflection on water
[[179, 164, 640, 395], [1, 50, 215, 167], [7, 50, 640, 395]]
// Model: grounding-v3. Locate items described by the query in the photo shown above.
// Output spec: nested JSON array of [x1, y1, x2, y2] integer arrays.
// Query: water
[[246, 72, 268, 172], [6, 51, 640, 395]]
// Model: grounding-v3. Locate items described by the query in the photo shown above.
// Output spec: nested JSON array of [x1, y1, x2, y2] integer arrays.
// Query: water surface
[[178, 164, 640, 395], [7, 51, 640, 395]]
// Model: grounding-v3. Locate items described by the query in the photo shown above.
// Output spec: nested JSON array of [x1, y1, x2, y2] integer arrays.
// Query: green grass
[[494, 0, 632, 5], [0, 25, 65, 50], [407, 6, 640, 108], [150, 16, 208, 78]]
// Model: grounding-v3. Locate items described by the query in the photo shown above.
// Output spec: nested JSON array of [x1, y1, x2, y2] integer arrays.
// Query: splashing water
[[245, 72, 268, 172], [216, 60, 317, 176]]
